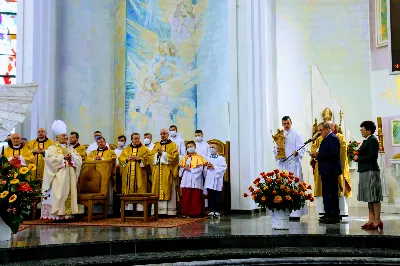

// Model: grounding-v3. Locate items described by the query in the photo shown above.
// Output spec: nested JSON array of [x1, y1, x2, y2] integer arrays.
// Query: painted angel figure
[[170, 0, 198, 45], [152, 40, 182, 83], [141, 76, 173, 131]]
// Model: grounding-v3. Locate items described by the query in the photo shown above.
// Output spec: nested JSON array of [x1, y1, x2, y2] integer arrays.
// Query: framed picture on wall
[[376, 0, 388, 47], [391, 119, 400, 146]]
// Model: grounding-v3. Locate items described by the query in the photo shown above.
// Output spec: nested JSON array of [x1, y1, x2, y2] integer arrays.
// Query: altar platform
[[1, 207, 400, 265]]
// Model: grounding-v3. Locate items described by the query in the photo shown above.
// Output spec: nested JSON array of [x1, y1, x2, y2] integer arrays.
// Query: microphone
[[304, 132, 321, 145]]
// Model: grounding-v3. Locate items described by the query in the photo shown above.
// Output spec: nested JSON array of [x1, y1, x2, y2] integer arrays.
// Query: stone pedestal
[[383, 159, 400, 214]]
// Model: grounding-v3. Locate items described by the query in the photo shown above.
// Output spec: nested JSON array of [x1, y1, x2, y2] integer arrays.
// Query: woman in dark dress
[[353, 121, 383, 230]]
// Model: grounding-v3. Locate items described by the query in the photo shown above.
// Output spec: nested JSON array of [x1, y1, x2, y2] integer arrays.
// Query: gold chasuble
[[118, 143, 149, 194], [26, 138, 55, 180], [73, 143, 87, 161], [337, 133, 352, 197], [150, 140, 179, 201], [311, 134, 352, 197], [4, 146, 35, 166], [87, 148, 117, 161]]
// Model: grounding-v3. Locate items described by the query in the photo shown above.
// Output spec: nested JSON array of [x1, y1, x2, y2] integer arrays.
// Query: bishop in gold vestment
[[26, 128, 55, 180], [150, 129, 179, 215], [311, 125, 351, 216], [119, 134, 149, 194], [4, 133, 35, 167]]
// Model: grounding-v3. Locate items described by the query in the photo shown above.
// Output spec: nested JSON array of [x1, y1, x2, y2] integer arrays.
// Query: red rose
[[243, 193, 249, 197], [354, 151, 359, 155], [307, 185, 312, 189], [267, 172, 274, 177], [267, 178, 273, 183], [16, 182, 33, 192], [294, 177, 300, 183], [289, 172, 294, 176], [276, 179, 282, 184], [273, 169, 279, 173]]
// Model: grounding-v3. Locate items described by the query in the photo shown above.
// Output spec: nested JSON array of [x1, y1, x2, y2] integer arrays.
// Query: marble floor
[[1, 207, 400, 249]]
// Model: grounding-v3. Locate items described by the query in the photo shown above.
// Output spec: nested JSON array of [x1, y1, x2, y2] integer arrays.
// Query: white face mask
[[195, 136, 202, 142], [210, 148, 216, 155], [118, 141, 125, 147], [169, 131, 177, 137], [144, 138, 151, 145], [187, 147, 195, 154]]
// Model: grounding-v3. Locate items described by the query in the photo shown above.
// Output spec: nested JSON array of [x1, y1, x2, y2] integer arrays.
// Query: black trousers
[[207, 189, 222, 212], [321, 175, 340, 218]]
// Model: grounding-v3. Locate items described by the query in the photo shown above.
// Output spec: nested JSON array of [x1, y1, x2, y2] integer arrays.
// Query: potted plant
[[0, 157, 41, 241], [244, 170, 314, 230]]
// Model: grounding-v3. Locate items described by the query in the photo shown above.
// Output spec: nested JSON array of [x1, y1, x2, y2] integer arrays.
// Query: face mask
[[94, 136, 100, 142], [144, 138, 151, 145], [187, 147, 195, 154], [118, 141, 125, 147], [195, 136, 202, 142], [210, 148, 216, 155], [169, 131, 177, 137]]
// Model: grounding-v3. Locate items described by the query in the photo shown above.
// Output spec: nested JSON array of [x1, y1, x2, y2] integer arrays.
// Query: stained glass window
[[0, 0, 17, 84]]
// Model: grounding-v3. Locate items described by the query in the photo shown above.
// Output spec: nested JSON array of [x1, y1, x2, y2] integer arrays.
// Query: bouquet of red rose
[[243, 169, 314, 212], [347, 140, 360, 162], [0, 157, 41, 233]]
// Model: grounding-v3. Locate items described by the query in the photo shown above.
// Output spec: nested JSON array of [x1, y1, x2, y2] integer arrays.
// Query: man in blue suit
[[312, 121, 342, 224]]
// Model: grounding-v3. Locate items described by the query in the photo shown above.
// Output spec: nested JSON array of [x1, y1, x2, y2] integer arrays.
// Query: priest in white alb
[[273, 116, 307, 220], [41, 120, 83, 220]]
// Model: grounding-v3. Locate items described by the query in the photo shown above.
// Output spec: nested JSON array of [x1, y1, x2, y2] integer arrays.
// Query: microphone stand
[[282, 139, 313, 163]]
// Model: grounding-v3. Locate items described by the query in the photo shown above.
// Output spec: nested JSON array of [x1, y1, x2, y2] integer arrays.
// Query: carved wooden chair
[[77, 159, 115, 222]]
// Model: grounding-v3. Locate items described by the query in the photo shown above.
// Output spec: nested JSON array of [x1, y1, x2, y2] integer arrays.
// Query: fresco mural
[[125, 0, 208, 138]]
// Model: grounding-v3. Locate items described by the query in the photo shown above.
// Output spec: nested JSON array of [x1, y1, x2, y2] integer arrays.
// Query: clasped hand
[[128, 156, 140, 162], [206, 162, 214, 169], [33, 148, 44, 155], [157, 148, 163, 155], [184, 165, 191, 170], [63, 153, 72, 160]]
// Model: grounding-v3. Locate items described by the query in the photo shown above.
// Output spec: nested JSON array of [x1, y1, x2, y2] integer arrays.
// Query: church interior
[[0, 0, 400, 265]]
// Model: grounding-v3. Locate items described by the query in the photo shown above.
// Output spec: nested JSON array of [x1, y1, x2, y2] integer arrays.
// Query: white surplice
[[179, 156, 204, 189], [41, 143, 83, 220], [170, 135, 186, 161], [195, 141, 210, 158], [273, 129, 307, 218], [204, 155, 227, 191]]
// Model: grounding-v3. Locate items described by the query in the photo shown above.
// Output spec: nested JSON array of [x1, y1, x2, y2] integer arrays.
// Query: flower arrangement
[[0, 157, 41, 233], [347, 140, 360, 162], [243, 170, 314, 212]]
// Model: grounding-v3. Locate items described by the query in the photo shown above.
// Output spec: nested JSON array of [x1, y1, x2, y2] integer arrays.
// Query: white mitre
[[52, 120, 67, 136]]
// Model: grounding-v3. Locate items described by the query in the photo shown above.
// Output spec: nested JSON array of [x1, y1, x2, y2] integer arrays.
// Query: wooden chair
[[120, 193, 158, 222], [77, 159, 115, 222]]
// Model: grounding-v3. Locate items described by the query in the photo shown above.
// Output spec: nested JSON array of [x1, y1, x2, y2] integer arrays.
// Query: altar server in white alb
[[204, 143, 227, 218], [41, 120, 83, 220], [194, 130, 210, 158], [273, 116, 307, 220], [169, 125, 186, 161], [179, 141, 207, 217]]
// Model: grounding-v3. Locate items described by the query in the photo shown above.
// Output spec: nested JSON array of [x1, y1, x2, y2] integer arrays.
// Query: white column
[[229, 0, 278, 211], [17, 0, 59, 139]]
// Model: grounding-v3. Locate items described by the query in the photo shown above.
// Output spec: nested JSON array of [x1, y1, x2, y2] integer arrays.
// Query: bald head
[[37, 128, 47, 139], [160, 128, 169, 141], [10, 133, 21, 147]]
